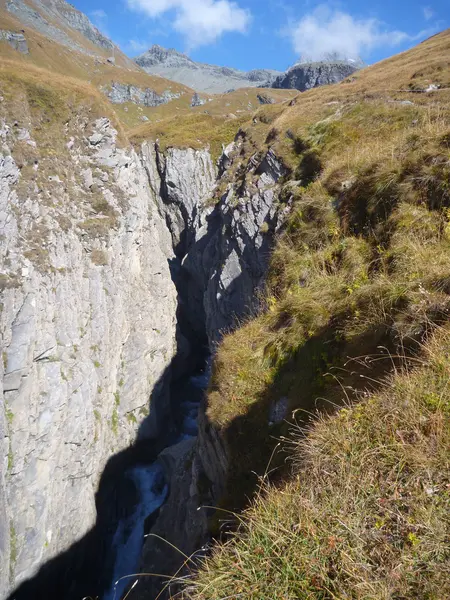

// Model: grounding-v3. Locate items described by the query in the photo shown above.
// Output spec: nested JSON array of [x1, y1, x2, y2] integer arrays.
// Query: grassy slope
[[189, 330, 450, 599], [129, 88, 297, 159], [0, 1, 195, 128], [183, 30, 450, 599]]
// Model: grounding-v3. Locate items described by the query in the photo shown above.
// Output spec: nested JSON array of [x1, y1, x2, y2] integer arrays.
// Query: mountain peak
[[136, 44, 195, 69]]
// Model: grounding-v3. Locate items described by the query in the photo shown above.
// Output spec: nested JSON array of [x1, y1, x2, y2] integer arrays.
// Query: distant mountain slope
[[7, 0, 114, 51], [135, 45, 282, 93], [0, 0, 197, 127], [0, 2, 296, 131], [135, 45, 363, 94], [3, 0, 136, 68]]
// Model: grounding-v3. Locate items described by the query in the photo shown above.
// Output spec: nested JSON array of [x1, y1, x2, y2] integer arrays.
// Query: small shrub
[[111, 407, 119, 436], [79, 216, 117, 238], [90, 249, 108, 266], [126, 412, 137, 425]]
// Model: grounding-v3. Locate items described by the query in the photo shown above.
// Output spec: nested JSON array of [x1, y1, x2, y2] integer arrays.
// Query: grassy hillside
[[187, 328, 450, 599], [181, 30, 450, 599], [0, 3, 295, 131], [0, 1, 194, 128]]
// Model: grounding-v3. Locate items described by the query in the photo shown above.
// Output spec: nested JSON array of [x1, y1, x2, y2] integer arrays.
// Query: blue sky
[[73, 0, 448, 71]]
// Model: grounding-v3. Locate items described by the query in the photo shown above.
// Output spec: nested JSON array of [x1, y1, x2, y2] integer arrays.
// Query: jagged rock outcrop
[[135, 45, 281, 94], [191, 93, 206, 107], [141, 137, 288, 343], [0, 116, 179, 596], [142, 144, 217, 258], [257, 92, 275, 105], [102, 82, 182, 107], [0, 30, 28, 54], [272, 60, 359, 90]]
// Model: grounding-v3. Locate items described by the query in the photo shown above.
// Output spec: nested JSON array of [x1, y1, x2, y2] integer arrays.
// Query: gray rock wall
[[1, 101, 291, 598], [0, 31, 29, 54], [141, 140, 288, 342], [103, 83, 182, 107], [0, 117, 178, 596], [272, 61, 358, 90]]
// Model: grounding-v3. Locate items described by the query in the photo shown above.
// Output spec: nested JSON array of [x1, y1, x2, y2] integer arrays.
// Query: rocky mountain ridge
[[135, 45, 282, 94], [6, 0, 115, 56], [272, 59, 360, 90], [135, 44, 361, 93]]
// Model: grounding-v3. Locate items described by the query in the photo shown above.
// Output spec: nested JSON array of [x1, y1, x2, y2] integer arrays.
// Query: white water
[[103, 367, 210, 600], [103, 464, 168, 600]]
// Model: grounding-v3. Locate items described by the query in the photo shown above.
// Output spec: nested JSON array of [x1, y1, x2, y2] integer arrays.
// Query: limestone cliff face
[[0, 117, 179, 596], [103, 83, 183, 108]]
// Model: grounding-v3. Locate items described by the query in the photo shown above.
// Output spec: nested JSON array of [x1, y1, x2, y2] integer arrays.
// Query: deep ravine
[[2, 116, 290, 600]]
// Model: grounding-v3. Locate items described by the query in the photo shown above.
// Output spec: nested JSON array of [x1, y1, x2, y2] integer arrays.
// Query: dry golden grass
[[205, 30, 450, 431], [186, 328, 450, 600], [0, 57, 128, 151], [130, 112, 251, 161], [0, 3, 196, 129]]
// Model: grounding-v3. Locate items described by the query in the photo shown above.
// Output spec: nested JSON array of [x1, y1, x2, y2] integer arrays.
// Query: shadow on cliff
[[6, 347, 194, 600]]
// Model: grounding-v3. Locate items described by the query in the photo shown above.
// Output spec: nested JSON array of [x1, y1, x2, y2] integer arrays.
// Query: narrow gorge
[[0, 95, 289, 599], [1, 6, 449, 599]]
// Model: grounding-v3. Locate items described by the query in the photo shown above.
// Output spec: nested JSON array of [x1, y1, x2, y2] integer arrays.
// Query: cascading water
[[103, 464, 168, 600], [103, 366, 210, 600]]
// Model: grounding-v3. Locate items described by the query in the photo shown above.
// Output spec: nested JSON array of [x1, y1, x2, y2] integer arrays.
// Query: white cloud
[[423, 6, 434, 21], [289, 5, 432, 61], [126, 0, 251, 48]]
